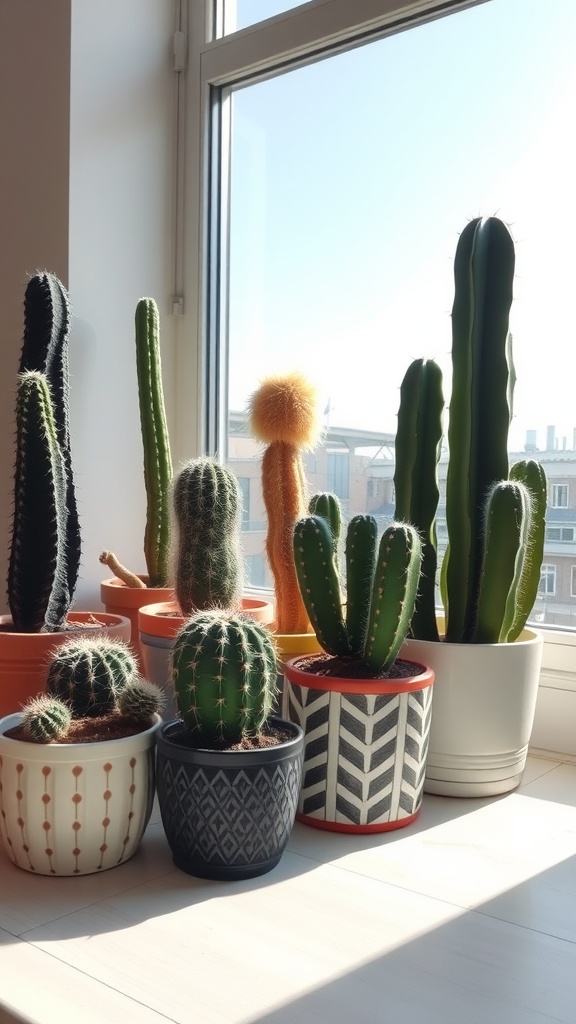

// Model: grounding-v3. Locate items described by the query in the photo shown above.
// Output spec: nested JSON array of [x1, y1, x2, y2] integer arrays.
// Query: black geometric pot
[[156, 716, 304, 880]]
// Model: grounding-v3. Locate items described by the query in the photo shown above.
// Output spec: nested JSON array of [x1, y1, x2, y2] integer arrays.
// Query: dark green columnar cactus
[[46, 637, 138, 718], [173, 611, 277, 744], [18, 272, 81, 608], [394, 358, 444, 643], [135, 298, 173, 586], [8, 371, 69, 633], [172, 457, 243, 616], [293, 511, 422, 675]]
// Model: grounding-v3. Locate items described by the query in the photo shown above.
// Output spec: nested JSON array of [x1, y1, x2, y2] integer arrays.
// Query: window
[[237, 476, 250, 525], [186, 0, 576, 634], [552, 485, 569, 509], [539, 565, 557, 597], [546, 526, 575, 543]]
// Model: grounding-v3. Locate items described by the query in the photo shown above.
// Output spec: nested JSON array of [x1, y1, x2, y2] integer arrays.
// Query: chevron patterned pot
[[156, 716, 304, 880], [283, 656, 434, 833]]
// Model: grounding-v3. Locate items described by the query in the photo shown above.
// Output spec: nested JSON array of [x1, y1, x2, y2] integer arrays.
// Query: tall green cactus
[[46, 636, 138, 717], [173, 611, 277, 744], [293, 509, 422, 675], [135, 298, 172, 586], [8, 371, 69, 633], [172, 457, 243, 615]]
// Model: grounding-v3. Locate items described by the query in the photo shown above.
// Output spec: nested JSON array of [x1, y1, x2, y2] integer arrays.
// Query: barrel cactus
[[293, 503, 423, 675], [172, 611, 278, 744], [172, 457, 243, 615], [21, 695, 72, 743], [46, 636, 138, 717]]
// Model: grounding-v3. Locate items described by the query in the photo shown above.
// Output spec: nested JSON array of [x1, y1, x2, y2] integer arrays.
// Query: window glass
[[225, 0, 576, 629], [222, 1, 311, 34]]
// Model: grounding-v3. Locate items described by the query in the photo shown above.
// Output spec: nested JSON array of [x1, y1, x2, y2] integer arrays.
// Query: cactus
[[172, 611, 277, 744], [293, 509, 422, 674], [21, 695, 72, 743], [135, 298, 173, 586], [8, 371, 70, 633], [172, 457, 243, 615], [117, 678, 166, 721], [46, 637, 138, 718], [249, 373, 320, 634]]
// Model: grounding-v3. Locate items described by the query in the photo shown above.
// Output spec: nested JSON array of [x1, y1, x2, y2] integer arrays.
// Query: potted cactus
[[100, 298, 175, 664], [155, 611, 303, 880], [283, 505, 434, 833], [137, 457, 273, 716], [394, 216, 547, 797], [0, 636, 163, 875], [0, 273, 130, 718]]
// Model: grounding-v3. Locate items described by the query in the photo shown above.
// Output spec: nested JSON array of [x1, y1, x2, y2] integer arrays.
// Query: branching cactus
[[172, 457, 243, 615], [135, 298, 173, 586], [172, 611, 278, 744], [293, 511, 423, 675], [249, 373, 320, 635], [46, 637, 138, 718]]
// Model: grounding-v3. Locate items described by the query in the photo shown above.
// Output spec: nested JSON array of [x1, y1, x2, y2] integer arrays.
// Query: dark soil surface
[[5, 713, 155, 744], [166, 720, 295, 751], [293, 654, 426, 679]]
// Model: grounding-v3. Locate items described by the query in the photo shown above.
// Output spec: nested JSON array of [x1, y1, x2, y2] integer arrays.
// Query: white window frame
[[539, 564, 557, 597], [180, 0, 576, 731], [551, 484, 569, 508]]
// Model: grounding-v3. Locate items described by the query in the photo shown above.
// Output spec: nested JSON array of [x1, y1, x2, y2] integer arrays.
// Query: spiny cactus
[[135, 298, 173, 587], [17, 271, 81, 609], [173, 611, 277, 744], [8, 371, 69, 633], [172, 457, 243, 616], [293, 508, 422, 674], [117, 678, 166, 722], [249, 373, 320, 635], [46, 636, 138, 718], [21, 695, 72, 743]]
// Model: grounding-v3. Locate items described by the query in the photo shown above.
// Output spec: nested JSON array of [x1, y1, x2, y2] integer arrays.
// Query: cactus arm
[[261, 443, 311, 634], [135, 298, 173, 587], [473, 481, 529, 645], [394, 358, 444, 642], [363, 523, 422, 674], [309, 492, 342, 552], [8, 372, 69, 632], [505, 460, 547, 641], [293, 515, 350, 656], [99, 550, 147, 588], [345, 515, 378, 657], [445, 217, 515, 642]]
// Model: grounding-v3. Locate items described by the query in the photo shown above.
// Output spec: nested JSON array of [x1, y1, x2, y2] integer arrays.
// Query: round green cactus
[[46, 636, 138, 718], [117, 678, 165, 722], [172, 611, 278, 744], [21, 694, 72, 742]]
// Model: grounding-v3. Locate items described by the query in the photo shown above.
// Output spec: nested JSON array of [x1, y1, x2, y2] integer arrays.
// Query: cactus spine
[[294, 505, 422, 674], [46, 637, 138, 717], [173, 457, 243, 615], [173, 612, 277, 744], [135, 298, 173, 586], [249, 373, 320, 634]]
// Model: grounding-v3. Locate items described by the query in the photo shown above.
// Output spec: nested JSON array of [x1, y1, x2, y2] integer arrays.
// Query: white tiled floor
[[1, 751, 576, 1023]]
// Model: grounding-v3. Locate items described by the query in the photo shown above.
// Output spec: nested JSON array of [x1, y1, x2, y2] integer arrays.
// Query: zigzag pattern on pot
[[285, 683, 433, 826]]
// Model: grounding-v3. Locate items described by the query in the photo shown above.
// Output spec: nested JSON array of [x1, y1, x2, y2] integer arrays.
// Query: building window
[[539, 564, 557, 597], [551, 485, 569, 509], [237, 477, 250, 525], [327, 452, 349, 500], [546, 526, 575, 542]]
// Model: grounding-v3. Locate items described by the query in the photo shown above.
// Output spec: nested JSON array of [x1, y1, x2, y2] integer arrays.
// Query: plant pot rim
[[157, 715, 303, 762], [0, 712, 162, 755], [405, 618, 543, 650], [284, 654, 434, 695], [0, 610, 130, 638], [101, 575, 174, 592], [138, 596, 274, 638]]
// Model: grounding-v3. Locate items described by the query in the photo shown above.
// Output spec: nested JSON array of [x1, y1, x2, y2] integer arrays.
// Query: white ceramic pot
[[402, 625, 544, 797], [0, 713, 161, 875]]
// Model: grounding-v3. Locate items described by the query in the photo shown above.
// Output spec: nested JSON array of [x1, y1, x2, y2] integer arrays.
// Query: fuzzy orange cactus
[[249, 372, 320, 634]]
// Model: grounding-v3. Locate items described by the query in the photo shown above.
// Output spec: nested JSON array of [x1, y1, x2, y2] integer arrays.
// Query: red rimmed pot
[[283, 655, 434, 833], [100, 576, 174, 671], [0, 612, 131, 719], [138, 599, 275, 719]]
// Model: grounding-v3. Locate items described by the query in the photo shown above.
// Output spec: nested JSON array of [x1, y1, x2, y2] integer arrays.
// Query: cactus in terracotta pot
[[248, 372, 320, 635], [172, 611, 277, 744]]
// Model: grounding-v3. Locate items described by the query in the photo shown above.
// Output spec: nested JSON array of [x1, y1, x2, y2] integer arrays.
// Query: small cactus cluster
[[172, 611, 278, 745], [20, 636, 164, 743], [293, 495, 423, 675]]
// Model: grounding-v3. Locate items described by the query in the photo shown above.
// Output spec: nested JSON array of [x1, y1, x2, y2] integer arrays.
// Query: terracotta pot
[[138, 598, 275, 719], [100, 576, 174, 670], [0, 711, 160, 876], [0, 612, 131, 719], [284, 655, 434, 833], [402, 622, 544, 797]]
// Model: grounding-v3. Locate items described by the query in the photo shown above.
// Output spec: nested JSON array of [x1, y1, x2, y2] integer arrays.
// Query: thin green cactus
[[293, 511, 422, 674], [135, 298, 173, 587], [46, 637, 138, 718], [21, 695, 72, 743], [172, 611, 278, 744], [172, 457, 243, 616]]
